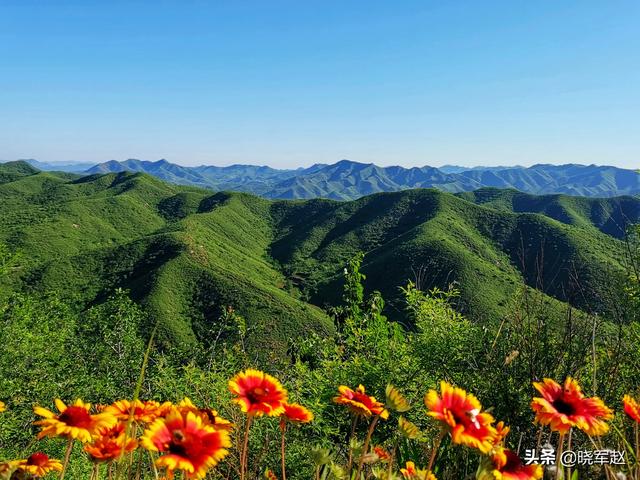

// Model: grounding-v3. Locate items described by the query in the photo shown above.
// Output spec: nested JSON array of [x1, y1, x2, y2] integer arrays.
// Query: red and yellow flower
[[373, 446, 391, 462], [201, 408, 233, 432], [531, 378, 613, 435], [177, 398, 233, 431], [264, 469, 279, 480], [477, 447, 542, 480], [84, 422, 138, 462], [400, 461, 436, 480], [425, 381, 497, 453], [333, 385, 389, 419], [228, 369, 288, 416], [13, 452, 63, 477], [623, 395, 640, 423], [141, 407, 231, 479], [104, 399, 165, 424], [493, 421, 511, 446], [281, 403, 313, 424], [34, 399, 117, 443]]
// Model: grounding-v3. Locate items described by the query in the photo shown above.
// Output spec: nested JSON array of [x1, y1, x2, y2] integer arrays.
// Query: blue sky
[[1, 1, 638, 168]]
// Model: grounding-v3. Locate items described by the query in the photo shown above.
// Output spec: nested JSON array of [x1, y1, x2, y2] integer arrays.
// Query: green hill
[[0, 169, 332, 356], [457, 188, 640, 238], [0, 160, 40, 183], [271, 189, 629, 321], [0, 165, 635, 355]]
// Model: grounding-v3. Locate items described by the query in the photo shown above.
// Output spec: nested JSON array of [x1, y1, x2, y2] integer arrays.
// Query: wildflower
[[34, 399, 116, 443], [84, 422, 137, 462], [477, 447, 543, 480], [264, 469, 279, 480], [400, 461, 435, 479], [400, 461, 417, 478], [13, 452, 63, 477], [493, 421, 511, 446], [141, 407, 231, 479], [0, 401, 5, 413], [531, 378, 613, 435], [176, 397, 201, 417], [278, 403, 313, 480], [228, 369, 287, 417], [334, 385, 389, 419], [281, 403, 314, 424], [623, 395, 640, 423], [373, 446, 391, 462], [424, 381, 497, 453], [104, 399, 165, 424], [201, 409, 233, 431], [177, 398, 234, 431], [228, 370, 286, 480]]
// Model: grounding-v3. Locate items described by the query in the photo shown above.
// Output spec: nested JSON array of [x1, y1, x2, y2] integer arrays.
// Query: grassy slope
[[271, 189, 628, 321], [458, 188, 640, 238], [0, 163, 632, 353], [0, 170, 332, 357]]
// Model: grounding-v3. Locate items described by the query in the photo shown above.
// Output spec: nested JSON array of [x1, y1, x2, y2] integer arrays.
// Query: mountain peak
[[54, 158, 640, 200], [335, 159, 371, 166]]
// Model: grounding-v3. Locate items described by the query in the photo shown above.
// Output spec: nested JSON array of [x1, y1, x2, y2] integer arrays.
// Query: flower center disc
[[552, 398, 576, 416], [58, 406, 93, 428], [27, 453, 49, 466]]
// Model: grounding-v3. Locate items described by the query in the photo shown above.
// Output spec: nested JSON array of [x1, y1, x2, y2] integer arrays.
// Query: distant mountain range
[[18, 159, 97, 172], [11, 158, 640, 199]]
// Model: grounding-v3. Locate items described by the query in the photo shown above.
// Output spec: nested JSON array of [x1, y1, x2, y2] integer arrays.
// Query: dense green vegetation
[[0, 246, 638, 478], [0, 162, 638, 478], [0, 162, 637, 354]]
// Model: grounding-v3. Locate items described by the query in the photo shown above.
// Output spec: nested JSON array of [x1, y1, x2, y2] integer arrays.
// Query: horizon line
[[3, 157, 636, 172]]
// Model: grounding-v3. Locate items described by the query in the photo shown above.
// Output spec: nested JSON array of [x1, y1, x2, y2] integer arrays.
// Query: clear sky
[[1, 1, 638, 169]]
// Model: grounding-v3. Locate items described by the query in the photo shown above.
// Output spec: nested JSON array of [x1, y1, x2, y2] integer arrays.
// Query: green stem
[[240, 415, 253, 480], [355, 416, 379, 479], [59, 438, 74, 480], [135, 448, 143, 480], [535, 425, 544, 452], [565, 429, 573, 480], [555, 432, 565, 480], [425, 429, 445, 478], [147, 450, 159, 480], [118, 326, 157, 480], [281, 421, 287, 480], [89, 463, 99, 480], [387, 441, 397, 480], [346, 415, 359, 473]]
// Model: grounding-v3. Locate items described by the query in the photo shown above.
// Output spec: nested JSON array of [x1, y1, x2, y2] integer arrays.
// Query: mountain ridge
[[10, 158, 639, 199], [0, 162, 636, 355]]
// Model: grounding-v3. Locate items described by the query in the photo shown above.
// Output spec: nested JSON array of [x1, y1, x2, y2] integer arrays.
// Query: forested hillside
[[0, 161, 636, 354]]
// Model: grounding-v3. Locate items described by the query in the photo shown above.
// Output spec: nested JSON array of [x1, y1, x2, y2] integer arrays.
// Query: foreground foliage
[[1, 240, 639, 478], [1, 371, 639, 479]]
